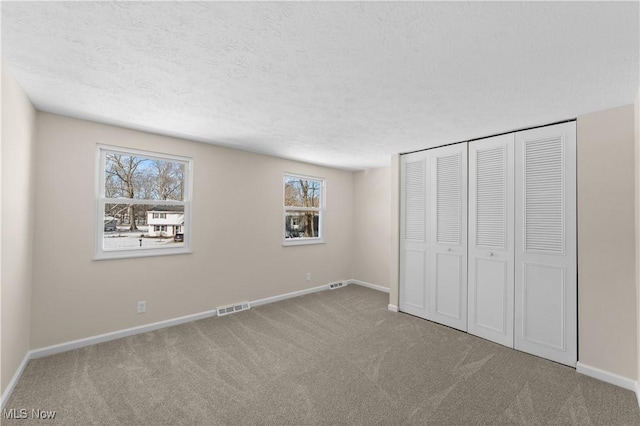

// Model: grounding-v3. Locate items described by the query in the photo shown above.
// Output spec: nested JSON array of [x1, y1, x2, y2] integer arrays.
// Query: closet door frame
[[398, 120, 577, 368]]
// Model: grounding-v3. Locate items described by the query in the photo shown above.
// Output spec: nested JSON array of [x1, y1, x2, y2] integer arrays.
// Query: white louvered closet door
[[514, 122, 577, 367], [468, 134, 515, 347], [399, 151, 430, 319], [429, 143, 468, 331]]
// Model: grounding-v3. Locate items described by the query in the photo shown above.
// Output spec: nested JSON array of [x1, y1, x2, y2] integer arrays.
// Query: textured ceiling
[[2, 2, 638, 170]]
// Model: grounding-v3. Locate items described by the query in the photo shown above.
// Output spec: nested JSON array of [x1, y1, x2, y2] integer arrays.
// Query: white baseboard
[[1, 352, 30, 410], [388, 304, 399, 312], [251, 283, 331, 307], [576, 361, 638, 393], [31, 283, 336, 360], [637, 382, 640, 408], [30, 308, 220, 359], [32, 283, 336, 360], [29, 284, 342, 359], [348, 279, 390, 293]]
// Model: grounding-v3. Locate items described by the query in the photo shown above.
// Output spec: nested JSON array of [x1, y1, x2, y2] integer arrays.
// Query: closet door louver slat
[[524, 137, 564, 254], [476, 146, 507, 249], [436, 154, 462, 245], [404, 160, 426, 242]]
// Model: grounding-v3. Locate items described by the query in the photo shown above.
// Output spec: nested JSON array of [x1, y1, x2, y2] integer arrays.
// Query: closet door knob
[[488, 252, 494, 257], [447, 248, 453, 252]]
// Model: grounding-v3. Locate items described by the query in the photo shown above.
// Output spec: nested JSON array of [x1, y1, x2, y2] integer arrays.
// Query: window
[[95, 146, 192, 259], [283, 174, 324, 245]]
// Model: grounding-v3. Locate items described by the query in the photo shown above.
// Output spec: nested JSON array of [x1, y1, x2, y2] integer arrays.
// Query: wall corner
[[389, 153, 400, 307]]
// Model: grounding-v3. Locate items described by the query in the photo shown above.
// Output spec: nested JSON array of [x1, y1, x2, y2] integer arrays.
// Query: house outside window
[[283, 173, 324, 245], [95, 145, 192, 259], [149, 209, 183, 237]]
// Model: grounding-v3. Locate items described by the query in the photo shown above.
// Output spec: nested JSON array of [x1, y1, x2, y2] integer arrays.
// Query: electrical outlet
[[306, 272, 311, 281], [137, 301, 146, 314]]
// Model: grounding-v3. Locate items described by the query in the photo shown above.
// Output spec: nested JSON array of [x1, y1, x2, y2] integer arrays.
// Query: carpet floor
[[4, 285, 640, 425]]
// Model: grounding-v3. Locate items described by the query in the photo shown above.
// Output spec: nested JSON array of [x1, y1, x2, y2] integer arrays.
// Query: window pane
[[103, 203, 185, 250], [285, 210, 320, 239], [105, 153, 185, 201], [284, 176, 321, 208]]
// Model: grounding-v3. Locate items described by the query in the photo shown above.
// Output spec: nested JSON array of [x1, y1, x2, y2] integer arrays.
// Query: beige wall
[[352, 166, 391, 288], [578, 104, 637, 380], [1, 65, 37, 395], [635, 89, 640, 384], [31, 113, 354, 349]]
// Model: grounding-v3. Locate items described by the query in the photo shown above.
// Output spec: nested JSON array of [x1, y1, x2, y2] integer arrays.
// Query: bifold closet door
[[468, 134, 515, 347], [514, 122, 577, 367], [429, 143, 468, 331], [399, 151, 430, 319]]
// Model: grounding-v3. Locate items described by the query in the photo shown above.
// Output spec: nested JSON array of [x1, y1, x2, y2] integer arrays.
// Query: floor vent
[[329, 281, 346, 290], [217, 302, 250, 316]]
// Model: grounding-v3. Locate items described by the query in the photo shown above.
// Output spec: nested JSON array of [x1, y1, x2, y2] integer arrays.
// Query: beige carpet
[[4, 285, 639, 425]]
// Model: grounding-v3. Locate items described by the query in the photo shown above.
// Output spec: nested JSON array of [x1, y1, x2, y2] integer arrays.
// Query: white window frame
[[94, 145, 193, 260], [283, 173, 325, 246]]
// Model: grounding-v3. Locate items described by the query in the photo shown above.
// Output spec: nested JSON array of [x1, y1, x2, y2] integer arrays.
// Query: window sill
[[282, 238, 325, 247], [93, 248, 192, 261]]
